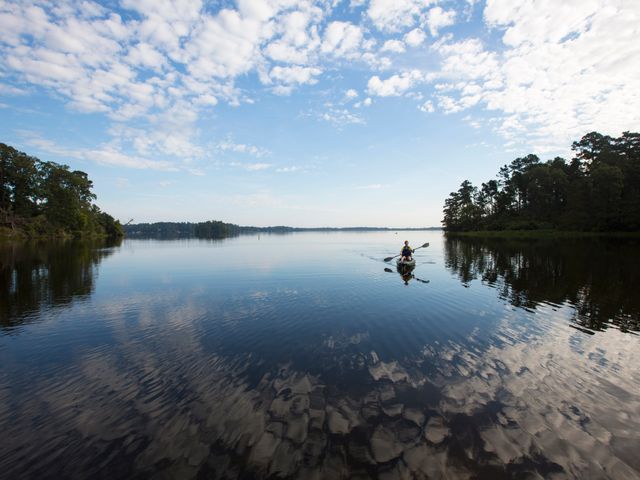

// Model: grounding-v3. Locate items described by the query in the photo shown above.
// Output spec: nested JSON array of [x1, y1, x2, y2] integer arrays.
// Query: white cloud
[[321, 21, 363, 58], [126, 42, 167, 71], [0, 0, 334, 134], [463, 0, 479, 19], [121, 0, 201, 55], [356, 183, 386, 189], [269, 65, 322, 86], [320, 108, 364, 126], [367, 0, 436, 33], [437, 95, 464, 114], [2, 0, 639, 168], [361, 52, 392, 70], [425, 7, 456, 36], [428, 0, 640, 151], [217, 138, 270, 158], [271, 85, 295, 96], [231, 161, 272, 171], [367, 70, 423, 97], [182, 9, 269, 80], [276, 166, 300, 172], [195, 94, 218, 107], [0, 83, 28, 95], [263, 8, 322, 64], [404, 28, 426, 47], [92, 148, 177, 170], [381, 39, 406, 53], [245, 162, 272, 171], [22, 131, 178, 171], [484, 0, 594, 48], [108, 102, 205, 160], [185, 167, 205, 176], [345, 88, 359, 99], [419, 100, 434, 113], [463, 115, 482, 129], [435, 37, 500, 81]]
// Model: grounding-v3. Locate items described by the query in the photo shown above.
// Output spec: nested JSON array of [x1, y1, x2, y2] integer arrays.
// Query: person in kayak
[[400, 240, 414, 262]]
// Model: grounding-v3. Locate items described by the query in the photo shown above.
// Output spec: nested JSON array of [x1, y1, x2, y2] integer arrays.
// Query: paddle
[[384, 242, 429, 262]]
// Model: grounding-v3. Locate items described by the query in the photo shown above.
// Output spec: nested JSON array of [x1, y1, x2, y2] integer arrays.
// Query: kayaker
[[400, 241, 414, 262]]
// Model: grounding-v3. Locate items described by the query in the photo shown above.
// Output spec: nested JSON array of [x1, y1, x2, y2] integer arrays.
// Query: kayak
[[396, 258, 416, 267]]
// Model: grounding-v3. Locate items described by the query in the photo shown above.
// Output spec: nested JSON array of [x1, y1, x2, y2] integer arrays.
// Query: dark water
[[1, 232, 639, 479]]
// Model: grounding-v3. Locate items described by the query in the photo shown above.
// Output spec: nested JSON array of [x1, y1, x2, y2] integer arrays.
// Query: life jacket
[[401, 245, 412, 256]]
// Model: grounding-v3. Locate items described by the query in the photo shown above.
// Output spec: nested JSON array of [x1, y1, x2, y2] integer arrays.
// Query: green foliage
[[0, 143, 122, 239], [123, 222, 197, 238], [194, 220, 242, 238], [442, 131, 640, 232]]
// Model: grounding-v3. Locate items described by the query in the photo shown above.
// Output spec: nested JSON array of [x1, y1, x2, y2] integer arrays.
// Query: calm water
[[1, 232, 639, 479]]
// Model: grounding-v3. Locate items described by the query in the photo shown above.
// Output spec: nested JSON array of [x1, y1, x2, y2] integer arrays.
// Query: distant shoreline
[[125, 224, 441, 231], [123, 222, 443, 239]]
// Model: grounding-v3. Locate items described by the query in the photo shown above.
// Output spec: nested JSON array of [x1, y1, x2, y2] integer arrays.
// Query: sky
[[0, 0, 639, 227]]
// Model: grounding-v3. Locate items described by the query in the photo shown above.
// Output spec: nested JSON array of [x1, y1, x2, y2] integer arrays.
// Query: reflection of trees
[[0, 239, 120, 328], [444, 236, 640, 333]]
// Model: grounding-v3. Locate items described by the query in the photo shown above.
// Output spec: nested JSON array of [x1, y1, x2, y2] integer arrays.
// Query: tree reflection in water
[[0, 239, 121, 328], [444, 235, 640, 333]]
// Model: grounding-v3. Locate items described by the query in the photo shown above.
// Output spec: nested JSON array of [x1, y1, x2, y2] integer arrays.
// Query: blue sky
[[1, 0, 638, 227]]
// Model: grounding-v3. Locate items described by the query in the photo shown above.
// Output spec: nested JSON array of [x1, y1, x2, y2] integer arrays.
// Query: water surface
[[1, 232, 639, 479]]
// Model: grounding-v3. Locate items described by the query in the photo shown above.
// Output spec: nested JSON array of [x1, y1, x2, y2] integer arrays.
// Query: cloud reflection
[[2, 287, 640, 479]]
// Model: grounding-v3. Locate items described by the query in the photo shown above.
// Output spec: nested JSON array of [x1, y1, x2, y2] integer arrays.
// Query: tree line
[[1, 143, 123, 238], [123, 221, 291, 238], [124, 222, 438, 238], [442, 131, 640, 231]]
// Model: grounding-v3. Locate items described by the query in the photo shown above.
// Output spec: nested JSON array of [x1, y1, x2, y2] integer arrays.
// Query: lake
[[1, 232, 639, 479]]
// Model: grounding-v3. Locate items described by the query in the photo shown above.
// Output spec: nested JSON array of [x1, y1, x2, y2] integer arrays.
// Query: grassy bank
[[444, 229, 640, 239]]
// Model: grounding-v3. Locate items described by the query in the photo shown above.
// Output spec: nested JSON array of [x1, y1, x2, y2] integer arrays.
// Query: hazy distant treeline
[[0, 143, 123, 238], [442, 131, 640, 232], [124, 221, 437, 238]]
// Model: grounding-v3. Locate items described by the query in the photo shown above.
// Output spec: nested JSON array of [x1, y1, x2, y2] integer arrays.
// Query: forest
[[0, 143, 123, 239], [442, 132, 640, 232]]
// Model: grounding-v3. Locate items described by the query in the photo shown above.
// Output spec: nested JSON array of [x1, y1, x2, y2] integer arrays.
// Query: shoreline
[[0, 227, 122, 244], [444, 230, 640, 239]]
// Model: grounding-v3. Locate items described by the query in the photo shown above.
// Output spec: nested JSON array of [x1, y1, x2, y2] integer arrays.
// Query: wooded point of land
[[1, 143, 123, 239], [442, 132, 640, 232]]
